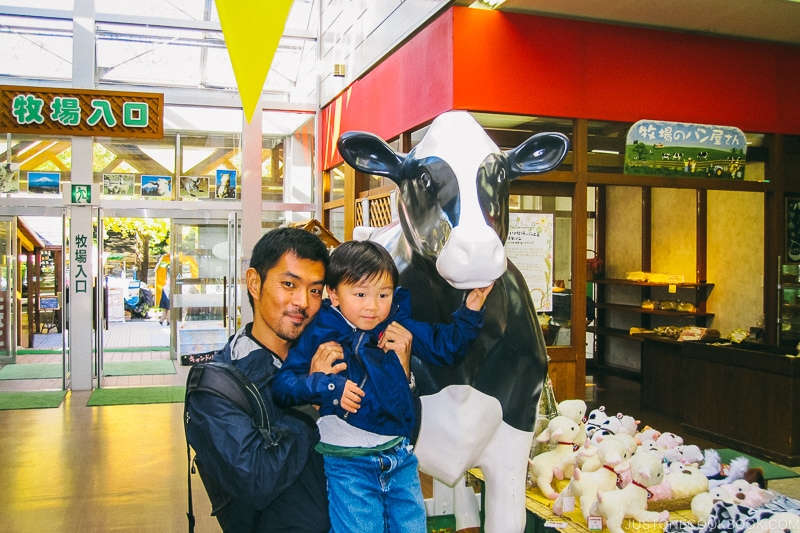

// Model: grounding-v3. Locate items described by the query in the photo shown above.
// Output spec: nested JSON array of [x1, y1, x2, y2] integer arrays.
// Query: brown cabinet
[[641, 337, 800, 466]]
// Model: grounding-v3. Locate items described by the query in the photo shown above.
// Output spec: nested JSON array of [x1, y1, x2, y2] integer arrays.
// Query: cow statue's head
[[338, 111, 569, 289]]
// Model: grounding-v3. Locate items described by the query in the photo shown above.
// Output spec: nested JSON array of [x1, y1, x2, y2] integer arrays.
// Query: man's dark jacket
[[185, 324, 329, 532]]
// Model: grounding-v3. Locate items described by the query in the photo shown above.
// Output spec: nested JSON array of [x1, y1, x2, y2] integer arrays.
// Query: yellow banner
[[216, 0, 294, 123]]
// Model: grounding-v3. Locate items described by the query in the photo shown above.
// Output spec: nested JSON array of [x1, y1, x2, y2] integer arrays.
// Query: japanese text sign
[[0, 85, 163, 139], [624, 119, 747, 179]]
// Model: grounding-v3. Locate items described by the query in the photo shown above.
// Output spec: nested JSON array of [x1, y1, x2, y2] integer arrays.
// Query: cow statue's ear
[[338, 131, 405, 180], [506, 132, 570, 176]]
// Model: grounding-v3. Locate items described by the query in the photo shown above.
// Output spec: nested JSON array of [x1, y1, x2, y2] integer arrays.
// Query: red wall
[[452, 8, 800, 134], [320, 13, 454, 169], [321, 7, 800, 170]]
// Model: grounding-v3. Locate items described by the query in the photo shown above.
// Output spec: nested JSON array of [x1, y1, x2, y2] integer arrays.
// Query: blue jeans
[[323, 438, 427, 533]]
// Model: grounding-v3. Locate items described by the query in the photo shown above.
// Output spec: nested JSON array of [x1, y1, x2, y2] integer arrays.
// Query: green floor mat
[[103, 360, 176, 376], [0, 363, 62, 380], [86, 386, 185, 406], [0, 390, 67, 410]]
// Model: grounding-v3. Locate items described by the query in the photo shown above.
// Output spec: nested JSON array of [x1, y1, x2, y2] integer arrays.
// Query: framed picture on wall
[[786, 196, 800, 263]]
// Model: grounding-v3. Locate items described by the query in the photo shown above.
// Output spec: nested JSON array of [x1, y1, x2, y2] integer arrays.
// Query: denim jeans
[[323, 438, 427, 533]]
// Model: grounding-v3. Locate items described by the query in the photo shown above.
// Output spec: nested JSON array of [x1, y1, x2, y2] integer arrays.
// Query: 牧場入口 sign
[[0, 85, 163, 139]]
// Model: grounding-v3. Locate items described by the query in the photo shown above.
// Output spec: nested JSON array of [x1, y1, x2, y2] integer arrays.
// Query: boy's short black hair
[[247, 227, 329, 309], [326, 240, 398, 289]]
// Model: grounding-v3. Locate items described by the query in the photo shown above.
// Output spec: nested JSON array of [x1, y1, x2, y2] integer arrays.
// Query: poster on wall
[[624, 119, 747, 179], [179, 176, 210, 199], [27, 171, 61, 194], [103, 173, 136, 197], [0, 163, 20, 193], [215, 169, 237, 199], [141, 174, 172, 198], [504, 213, 554, 313], [786, 197, 800, 264]]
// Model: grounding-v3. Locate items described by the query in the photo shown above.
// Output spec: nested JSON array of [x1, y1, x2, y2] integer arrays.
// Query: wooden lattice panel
[[355, 203, 364, 227], [369, 196, 393, 227], [0, 85, 164, 139]]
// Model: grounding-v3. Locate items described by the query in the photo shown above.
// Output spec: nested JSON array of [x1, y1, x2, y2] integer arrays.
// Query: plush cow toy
[[338, 111, 569, 532]]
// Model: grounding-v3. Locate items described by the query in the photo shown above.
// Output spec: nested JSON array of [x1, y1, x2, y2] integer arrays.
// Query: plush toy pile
[[529, 400, 800, 533]]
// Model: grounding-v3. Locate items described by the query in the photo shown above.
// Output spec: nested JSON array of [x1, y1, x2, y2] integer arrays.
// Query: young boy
[[273, 240, 493, 533]]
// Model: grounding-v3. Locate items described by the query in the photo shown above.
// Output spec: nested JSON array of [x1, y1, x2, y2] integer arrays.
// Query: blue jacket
[[273, 287, 484, 439], [184, 325, 329, 532]]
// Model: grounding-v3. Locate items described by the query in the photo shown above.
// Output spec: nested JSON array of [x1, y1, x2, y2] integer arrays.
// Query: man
[[186, 228, 340, 532]]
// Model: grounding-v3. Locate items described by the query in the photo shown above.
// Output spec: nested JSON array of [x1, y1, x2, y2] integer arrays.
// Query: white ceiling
[[458, 0, 800, 46]]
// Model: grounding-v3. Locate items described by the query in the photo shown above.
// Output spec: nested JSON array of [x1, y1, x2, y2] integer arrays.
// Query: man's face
[[248, 252, 326, 357]]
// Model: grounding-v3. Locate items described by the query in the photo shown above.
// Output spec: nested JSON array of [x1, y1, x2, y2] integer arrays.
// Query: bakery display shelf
[[587, 325, 646, 341], [596, 302, 714, 318], [593, 278, 714, 289]]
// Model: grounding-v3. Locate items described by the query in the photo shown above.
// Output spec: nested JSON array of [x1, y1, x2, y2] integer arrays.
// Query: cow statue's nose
[[435, 223, 506, 289]]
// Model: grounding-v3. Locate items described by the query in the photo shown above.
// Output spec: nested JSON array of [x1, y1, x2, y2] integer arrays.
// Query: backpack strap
[[183, 361, 289, 532]]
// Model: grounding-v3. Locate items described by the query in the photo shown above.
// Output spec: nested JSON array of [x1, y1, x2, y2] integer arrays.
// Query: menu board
[[505, 213, 554, 312]]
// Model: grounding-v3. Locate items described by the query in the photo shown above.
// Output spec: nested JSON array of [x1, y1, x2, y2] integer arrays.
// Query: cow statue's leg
[[415, 385, 533, 533], [476, 422, 534, 532]]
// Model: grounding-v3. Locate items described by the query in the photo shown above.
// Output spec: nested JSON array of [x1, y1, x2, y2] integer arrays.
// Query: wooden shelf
[[596, 302, 714, 318], [593, 278, 714, 289]]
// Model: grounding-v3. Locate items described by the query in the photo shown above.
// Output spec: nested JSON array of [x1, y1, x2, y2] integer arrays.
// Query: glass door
[[172, 219, 236, 361], [0, 217, 16, 365]]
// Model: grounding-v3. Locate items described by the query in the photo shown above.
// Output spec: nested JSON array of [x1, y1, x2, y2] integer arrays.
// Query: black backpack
[[183, 362, 288, 532]]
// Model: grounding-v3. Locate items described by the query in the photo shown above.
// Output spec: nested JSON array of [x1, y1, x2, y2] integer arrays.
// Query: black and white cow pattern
[[338, 111, 569, 532]]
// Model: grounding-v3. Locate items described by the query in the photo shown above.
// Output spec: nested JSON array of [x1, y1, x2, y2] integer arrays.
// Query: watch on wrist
[[409, 371, 416, 391]]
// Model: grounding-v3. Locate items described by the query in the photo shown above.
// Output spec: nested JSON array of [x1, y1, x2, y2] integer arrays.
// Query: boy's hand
[[465, 281, 495, 311], [378, 322, 413, 377], [310, 341, 346, 375], [340, 379, 364, 413]]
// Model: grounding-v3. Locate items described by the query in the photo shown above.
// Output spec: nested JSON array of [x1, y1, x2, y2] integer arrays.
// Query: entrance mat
[[103, 360, 176, 376], [0, 363, 61, 380], [0, 390, 67, 410], [87, 386, 186, 406]]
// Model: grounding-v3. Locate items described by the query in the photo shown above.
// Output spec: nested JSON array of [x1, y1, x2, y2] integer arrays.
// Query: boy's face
[[328, 272, 394, 331]]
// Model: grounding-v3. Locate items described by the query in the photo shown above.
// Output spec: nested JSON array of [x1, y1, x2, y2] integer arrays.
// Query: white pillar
[[240, 104, 263, 327], [69, 0, 96, 390]]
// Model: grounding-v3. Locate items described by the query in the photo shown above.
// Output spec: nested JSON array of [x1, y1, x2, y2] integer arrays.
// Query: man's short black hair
[[326, 240, 398, 290], [247, 227, 330, 309]]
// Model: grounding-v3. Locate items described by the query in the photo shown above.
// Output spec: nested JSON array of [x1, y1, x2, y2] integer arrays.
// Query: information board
[[504, 213, 554, 312]]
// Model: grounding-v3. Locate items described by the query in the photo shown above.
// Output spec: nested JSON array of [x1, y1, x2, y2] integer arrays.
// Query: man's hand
[[309, 341, 346, 375], [465, 281, 495, 311], [340, 379, 364, 413], [378, 322, 413, 377]]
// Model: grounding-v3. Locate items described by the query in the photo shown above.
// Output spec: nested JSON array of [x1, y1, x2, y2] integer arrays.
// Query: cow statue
[[337, 111, 569, 532]]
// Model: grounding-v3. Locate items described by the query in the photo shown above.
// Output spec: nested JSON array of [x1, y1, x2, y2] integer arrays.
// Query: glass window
[[95, 134, 177, 199], [263, 111, 316, 204], [0, 15, 72, 81], [3, 134, 72, 196], [97, 0, 212, 21], [587, 120, 635, 174], [327, 165, 345, 202], [179, 133, 240, 200], [471, 113, 574, 171]]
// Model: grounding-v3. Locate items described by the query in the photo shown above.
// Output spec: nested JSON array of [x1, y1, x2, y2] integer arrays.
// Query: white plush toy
[[591, 450, 670, 533], [553, 434, 632, 522], [690, 486, 735, 523], [656, 431, 684, 449], [663, 444, 704, 465], [528, 415, 582, 499], [558, 399, 588, 447], [665, 461, 709, 499], [635, 426, 662, 445]]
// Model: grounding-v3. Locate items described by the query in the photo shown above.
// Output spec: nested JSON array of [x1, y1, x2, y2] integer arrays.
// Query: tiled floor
[[0, 318, 185, 392]]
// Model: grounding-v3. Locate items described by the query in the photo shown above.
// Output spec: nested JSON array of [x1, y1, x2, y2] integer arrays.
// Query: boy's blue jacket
[[273, 287, 484, 439]]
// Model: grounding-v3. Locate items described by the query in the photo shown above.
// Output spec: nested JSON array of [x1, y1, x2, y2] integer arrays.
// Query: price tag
[[587, 516, 604, 531], [545, 521, 569, 529]]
